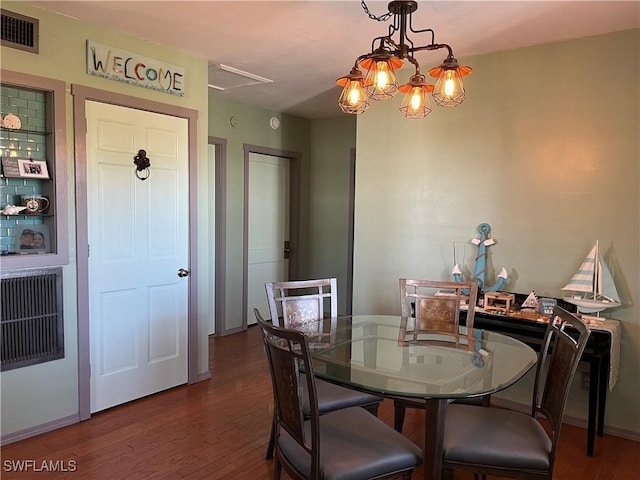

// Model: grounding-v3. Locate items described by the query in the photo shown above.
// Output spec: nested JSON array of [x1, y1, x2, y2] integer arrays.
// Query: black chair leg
[[393, 401, 406, 432], [266, 411, 276, 459], [364, 403, 380, 416]]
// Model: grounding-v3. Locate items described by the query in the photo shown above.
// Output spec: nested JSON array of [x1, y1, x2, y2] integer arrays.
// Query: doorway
[[85, 101, 189, 412], [73, 85, 200, 420], [243, 145, 300, 327]]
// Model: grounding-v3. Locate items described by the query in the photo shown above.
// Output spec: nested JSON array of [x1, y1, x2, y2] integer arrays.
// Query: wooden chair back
[[254, 308, 321, 477], [400, 279, 478, 337], [533, 306, 590, 465], [265, 278, 337, 330]]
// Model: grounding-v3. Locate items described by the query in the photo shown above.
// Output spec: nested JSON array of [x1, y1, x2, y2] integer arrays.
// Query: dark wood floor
[[2, 326, 638, 479]]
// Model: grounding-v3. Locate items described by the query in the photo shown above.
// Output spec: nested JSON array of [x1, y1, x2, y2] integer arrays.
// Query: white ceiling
[[28, 1, 640, 119]]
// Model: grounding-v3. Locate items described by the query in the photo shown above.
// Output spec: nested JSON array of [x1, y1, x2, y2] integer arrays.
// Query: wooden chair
[[394, 279, 481, 433], [441, 306, 590, 480], [255, 309, 423, 480], [263, 278, 383, 459]]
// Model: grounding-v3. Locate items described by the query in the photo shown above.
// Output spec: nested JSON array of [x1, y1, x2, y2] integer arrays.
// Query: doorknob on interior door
[[177, 268, 190, 278]]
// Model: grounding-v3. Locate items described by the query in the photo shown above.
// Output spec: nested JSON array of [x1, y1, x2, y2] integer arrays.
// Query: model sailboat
[[561, 241, 621, 314]]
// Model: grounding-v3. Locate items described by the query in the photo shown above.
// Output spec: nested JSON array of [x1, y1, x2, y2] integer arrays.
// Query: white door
[[86, 101, 189, 413], [247, 153, 289, 325]]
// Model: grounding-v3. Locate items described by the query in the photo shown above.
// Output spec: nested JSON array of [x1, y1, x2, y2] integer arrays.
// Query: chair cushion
[[302, 378, 382, 415], [443, 404, 552, 473], [278, 407, 422, 480]]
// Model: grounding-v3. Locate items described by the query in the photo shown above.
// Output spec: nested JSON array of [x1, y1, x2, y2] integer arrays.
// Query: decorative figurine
[[453, 223, 508, 294], [1, 204, 28, 215], [561, 240, 620, 315]]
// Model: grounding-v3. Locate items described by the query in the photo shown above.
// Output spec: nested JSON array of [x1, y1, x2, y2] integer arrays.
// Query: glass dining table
[[307, 315, 538, 480]]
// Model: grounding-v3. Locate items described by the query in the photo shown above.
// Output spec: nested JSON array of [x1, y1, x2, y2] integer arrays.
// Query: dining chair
[[441, 306, 590, 480], [255, 309, 423, 480], [263, 278, 383, 459], [394, 278, 481, 433]]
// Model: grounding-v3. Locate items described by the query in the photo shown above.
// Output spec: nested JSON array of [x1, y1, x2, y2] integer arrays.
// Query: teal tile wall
[[1, 85, 49, 253]]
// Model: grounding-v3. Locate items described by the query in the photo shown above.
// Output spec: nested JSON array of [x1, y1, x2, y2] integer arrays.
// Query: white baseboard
[[1, 414, 80, 446], [490, 398, 640, 443]]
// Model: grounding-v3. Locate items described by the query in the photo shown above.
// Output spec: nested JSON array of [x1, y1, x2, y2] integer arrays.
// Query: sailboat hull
[[563, 296, 621, 314]]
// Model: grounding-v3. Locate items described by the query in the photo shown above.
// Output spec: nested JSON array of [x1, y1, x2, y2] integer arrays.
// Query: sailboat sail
[[562, 242, 621, 314], [562, 244, 597, 293], [599, 255, 619, 303]]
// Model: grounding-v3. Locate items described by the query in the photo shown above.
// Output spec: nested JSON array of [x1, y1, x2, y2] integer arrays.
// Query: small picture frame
[[539, 298, 557, 316], [14, 225, 51, 254], [17, 158, 49, 179]]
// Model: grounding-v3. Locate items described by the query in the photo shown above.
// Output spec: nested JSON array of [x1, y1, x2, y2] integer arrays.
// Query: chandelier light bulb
[[410, 88, 422, 111], [349, 82, 363, 105], [375, 62, 390, 89], [443, 72, 456, 97]]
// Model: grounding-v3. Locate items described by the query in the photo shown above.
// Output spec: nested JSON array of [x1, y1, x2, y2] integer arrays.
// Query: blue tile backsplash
[[1, 85, 48, 253]]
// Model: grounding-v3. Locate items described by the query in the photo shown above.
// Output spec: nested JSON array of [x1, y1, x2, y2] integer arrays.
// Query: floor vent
[[1, 9, 39, 54], [1, 268, 64, 371]]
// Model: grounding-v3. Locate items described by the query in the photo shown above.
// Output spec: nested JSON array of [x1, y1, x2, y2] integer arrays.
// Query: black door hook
[[133, 149, 151, 180]]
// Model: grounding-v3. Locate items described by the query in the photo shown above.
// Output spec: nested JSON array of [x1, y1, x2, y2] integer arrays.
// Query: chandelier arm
[[370, 35, 394, 53], [408, 14, 435, 43], [406, 55, 421, 75], [408, 43, 453, 58]]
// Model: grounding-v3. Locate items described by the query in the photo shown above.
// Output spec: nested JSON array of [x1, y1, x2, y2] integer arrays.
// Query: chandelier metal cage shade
[[336, 67, 371, 114], [336, 0, 472, 118], [398, 74, 433, 118]]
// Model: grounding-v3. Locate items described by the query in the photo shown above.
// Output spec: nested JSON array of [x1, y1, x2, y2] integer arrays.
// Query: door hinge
[[283, 240, 290, 259]]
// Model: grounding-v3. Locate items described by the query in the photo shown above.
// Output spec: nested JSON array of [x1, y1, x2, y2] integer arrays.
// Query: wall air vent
[[1, 268, 64, 371], [1, 9, 39, 54]]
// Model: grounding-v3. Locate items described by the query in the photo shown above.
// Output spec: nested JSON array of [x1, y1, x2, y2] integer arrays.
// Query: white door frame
[[72, 85, 201, 421], [209, 136, 229, 336], [242, 144, 301, 329]]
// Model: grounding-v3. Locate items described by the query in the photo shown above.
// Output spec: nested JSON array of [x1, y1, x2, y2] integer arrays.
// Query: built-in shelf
[[2, 214, 53, 218], [0, 126, 51, 136], [0, 70, 68, 269]]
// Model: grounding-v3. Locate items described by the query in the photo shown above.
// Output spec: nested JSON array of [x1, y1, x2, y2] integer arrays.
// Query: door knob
[[177, 268, 190, 278]]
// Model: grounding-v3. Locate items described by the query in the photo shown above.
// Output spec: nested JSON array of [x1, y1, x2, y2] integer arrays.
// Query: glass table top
[[309, 315, 538, 400]]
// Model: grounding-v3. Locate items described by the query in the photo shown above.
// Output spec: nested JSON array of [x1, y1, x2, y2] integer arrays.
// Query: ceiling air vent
[[1, 9, 39, 54]]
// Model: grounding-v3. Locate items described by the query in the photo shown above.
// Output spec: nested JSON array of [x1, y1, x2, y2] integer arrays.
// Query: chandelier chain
[[360, 1, 393, 22]]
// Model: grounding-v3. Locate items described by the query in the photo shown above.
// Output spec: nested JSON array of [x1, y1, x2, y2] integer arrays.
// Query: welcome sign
[[86, 40, 185, 96]]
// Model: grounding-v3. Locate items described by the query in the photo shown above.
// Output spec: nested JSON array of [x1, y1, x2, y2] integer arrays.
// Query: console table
[[460, 293, 620, 457]]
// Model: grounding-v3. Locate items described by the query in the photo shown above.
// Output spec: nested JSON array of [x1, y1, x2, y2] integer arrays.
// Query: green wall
[[353, 29, 640, 435], [309, 117, 357, 313], [207, 95, 311, 330], [0, 3, 209, 438]]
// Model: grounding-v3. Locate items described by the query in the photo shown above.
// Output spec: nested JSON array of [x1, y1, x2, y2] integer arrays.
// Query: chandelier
[[337, 0, 472, 118]]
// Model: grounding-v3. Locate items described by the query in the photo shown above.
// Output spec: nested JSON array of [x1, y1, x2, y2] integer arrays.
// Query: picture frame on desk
[[539, 298, 557, 316], [14, 225, 50, 254]]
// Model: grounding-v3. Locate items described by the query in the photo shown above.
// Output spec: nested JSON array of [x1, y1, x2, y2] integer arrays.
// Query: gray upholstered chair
[[263, 278, 383, 459], [255, 309, 423, 480], [441, 306, 590, 480], [394, 279, 482, 432]]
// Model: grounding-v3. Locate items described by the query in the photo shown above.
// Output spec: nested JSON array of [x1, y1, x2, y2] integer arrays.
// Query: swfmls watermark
[[3, 460, 77, 473]]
